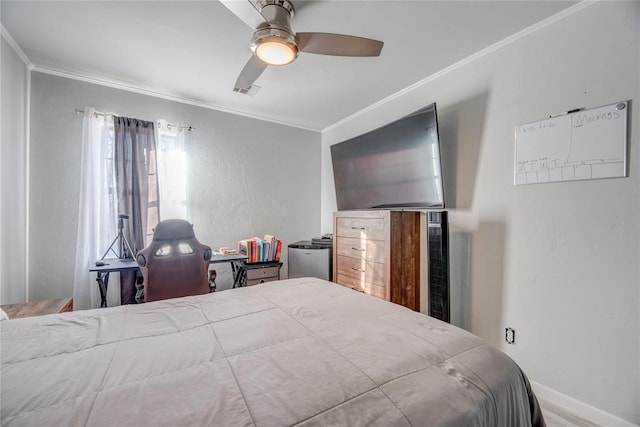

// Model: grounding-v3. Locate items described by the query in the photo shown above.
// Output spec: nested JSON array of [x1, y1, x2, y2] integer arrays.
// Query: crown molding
[[1, 25, 34, 70], [31, 65, 318, 133], [3, 1, 597, 135], [2, 23, 316, 131], [322, 0, 598, 134]]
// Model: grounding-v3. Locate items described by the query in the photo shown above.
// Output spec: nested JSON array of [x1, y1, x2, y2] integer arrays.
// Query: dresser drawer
[[335, 217, 385, 240], [246, 276, 278, 286], [336, 237, 385, 264], [336, 274, 386, 300], [335, 255, 385, 287], [246, 266, 280, 280]]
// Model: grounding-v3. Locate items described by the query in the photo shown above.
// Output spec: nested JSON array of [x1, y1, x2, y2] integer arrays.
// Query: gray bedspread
[[1, 277, 544, 426]]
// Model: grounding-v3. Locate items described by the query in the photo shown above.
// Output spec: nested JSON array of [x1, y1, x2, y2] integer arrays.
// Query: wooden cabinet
[[333, 210, 422, 311]]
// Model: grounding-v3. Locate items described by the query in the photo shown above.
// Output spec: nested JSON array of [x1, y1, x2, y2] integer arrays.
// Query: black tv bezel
[[331, 103, 445, 211]]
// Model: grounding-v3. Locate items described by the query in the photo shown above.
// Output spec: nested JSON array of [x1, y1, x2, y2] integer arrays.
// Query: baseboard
[[531, 381, 638, 427]]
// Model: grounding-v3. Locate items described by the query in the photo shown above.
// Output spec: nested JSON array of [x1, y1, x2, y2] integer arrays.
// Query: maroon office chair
[[136, 219, 212, 302]]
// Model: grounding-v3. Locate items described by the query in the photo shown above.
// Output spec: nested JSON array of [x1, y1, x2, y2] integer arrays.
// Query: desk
[[90, 258, 139, 308], [210, 253, 247, 264], [209, 253, 247, 291], [90, 254, 248, 307]]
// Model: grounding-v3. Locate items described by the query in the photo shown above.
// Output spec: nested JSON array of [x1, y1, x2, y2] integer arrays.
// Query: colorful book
[[274, 239, 282, 261], [239, 235, 282, 263]]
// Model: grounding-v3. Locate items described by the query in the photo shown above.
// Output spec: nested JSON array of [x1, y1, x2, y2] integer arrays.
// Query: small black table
[[90, 253, 249, 307], [89, 258, 139, 308], [232, 260, 282, 288]]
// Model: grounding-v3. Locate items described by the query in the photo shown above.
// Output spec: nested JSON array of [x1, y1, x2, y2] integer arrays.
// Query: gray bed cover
[[1, 277, 544, 426]]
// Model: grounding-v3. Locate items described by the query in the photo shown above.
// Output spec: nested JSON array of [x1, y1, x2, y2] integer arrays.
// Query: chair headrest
[[152, 219, 196, 241]]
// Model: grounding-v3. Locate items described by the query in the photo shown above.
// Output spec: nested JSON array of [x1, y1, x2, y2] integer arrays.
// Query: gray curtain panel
[[113, 116, 160, 304]]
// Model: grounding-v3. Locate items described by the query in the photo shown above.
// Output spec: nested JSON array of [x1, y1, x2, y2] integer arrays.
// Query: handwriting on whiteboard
[[514, 101, 627, 185]]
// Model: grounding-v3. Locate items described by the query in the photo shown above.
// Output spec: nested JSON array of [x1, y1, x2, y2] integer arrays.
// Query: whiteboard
[[514, 101, 628, 185]]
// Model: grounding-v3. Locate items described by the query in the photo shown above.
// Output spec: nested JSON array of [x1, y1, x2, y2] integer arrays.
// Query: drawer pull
[[351, 247, 365, 252], [351, 267, 365, 272], [351, 226, 366, 230]]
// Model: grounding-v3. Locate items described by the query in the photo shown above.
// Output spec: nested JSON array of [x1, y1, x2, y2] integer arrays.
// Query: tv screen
[[331, 103, 445, 210]]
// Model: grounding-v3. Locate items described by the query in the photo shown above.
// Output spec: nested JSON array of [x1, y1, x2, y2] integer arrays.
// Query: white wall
[[321, 2, 639, 424], [1, 34, 29, 304], [28, 72, 321, 301]]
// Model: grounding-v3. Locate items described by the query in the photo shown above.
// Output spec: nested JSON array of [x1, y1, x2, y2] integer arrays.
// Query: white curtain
[[156, 120, 188, 220], [72, 108, 120, 310]]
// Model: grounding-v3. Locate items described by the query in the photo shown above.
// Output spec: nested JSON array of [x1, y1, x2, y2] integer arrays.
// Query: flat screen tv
[[331, 103, 445, 210]]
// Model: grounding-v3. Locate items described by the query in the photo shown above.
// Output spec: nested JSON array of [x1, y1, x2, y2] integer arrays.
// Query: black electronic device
[[427, 211, 450, 322], [331, 103, 444, 210], [100, 213, 135, 260], [311, 237, 333, 246]]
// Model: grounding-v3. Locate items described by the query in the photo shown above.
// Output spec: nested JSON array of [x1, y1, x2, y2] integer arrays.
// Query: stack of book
[[237, 235, 282, 263]]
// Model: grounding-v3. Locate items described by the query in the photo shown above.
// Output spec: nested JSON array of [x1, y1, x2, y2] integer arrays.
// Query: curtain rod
[[74, 108, 195, 132]]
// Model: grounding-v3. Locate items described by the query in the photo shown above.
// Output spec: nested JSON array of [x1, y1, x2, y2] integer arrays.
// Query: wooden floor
[[540, 400, 598, 427]]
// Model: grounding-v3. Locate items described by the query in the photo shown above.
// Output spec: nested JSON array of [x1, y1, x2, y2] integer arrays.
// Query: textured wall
[[29, 73, 321, 299], [321, 2, 639, 423], [1, 36, 28, 304]]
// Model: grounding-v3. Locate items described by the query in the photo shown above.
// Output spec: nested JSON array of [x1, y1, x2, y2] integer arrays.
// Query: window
[[156, 120, 188, 220]]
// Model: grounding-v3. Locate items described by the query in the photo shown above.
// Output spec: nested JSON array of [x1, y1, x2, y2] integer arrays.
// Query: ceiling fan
[[220, 0, 384, 93]]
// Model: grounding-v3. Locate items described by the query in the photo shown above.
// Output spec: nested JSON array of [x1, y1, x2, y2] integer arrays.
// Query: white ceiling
[[1, 0, 577, 131]]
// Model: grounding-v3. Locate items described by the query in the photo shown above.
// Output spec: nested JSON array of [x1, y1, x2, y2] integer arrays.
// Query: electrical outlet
[[505, 327, 515, 345]]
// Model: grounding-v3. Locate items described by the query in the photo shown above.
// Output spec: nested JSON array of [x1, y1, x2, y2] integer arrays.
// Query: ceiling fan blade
[[296, 33, 383, 57], [219, 0, 266, 29], [234, 55, 268, 92]]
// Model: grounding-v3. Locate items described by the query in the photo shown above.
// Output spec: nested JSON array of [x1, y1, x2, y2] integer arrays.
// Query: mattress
[[1, 277, 544, 426]]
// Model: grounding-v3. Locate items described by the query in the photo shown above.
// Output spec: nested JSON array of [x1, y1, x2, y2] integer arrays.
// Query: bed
[[1, 277, 544, 426]]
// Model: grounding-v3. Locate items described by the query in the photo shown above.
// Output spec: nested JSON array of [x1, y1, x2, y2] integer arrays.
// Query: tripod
[[101, 214, 136, 260]]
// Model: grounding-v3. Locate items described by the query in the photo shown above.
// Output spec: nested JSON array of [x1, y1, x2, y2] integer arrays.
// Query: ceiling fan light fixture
[[251, 26, 299, 66], [227, 0, 384, 92], [255, 39, 297, 65]]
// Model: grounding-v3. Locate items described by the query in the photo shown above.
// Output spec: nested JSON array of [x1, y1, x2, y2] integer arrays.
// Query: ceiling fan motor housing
[[228, 0, 383, 91], [251, 0, 299, 64]]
